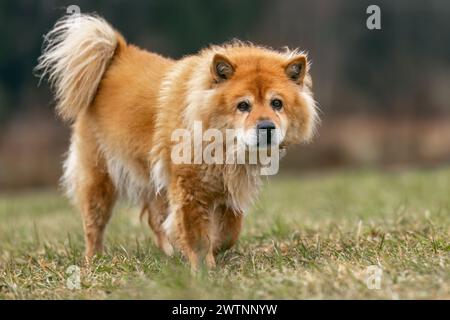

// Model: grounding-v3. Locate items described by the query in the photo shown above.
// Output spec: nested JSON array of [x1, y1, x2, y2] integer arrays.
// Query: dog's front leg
[[166, 185, 216, 271], [179, 201, 216, 271]]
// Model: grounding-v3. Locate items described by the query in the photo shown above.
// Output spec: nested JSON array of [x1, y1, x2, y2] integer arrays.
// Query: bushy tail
[[35, 14, 125, 121]]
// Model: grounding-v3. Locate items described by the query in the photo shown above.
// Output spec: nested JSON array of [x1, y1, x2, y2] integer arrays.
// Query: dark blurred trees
[[338, 0, 450, 117], [1, 0, 449, 124]]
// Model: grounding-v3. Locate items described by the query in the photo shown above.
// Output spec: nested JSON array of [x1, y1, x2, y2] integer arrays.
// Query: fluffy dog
[[36, 14, 318, 270]]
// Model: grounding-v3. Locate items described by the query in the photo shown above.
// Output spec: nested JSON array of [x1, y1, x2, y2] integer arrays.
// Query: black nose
[[256, 120, 276, 146]]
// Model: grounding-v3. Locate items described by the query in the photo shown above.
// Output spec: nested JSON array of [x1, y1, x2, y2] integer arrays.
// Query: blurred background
[[0, 0, 449, 190]]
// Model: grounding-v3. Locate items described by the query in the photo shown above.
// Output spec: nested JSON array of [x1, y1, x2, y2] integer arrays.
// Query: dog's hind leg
[[80, 171, 116, 260], [65, 125, 117, 261], [141, 194, 173, 256]]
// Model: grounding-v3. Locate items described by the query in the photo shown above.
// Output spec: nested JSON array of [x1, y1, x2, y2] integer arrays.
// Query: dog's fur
[[36, 14, 318, 269]]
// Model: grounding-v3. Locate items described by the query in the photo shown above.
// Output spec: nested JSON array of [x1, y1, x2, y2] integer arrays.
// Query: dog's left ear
[[284, 55, 307, 84], [211, 54, 235, 82]]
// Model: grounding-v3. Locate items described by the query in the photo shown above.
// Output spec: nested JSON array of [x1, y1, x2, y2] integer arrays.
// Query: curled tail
[[36, 14, 126, 121]]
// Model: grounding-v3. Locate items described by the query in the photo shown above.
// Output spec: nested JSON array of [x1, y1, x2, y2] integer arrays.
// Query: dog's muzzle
[[256, 120, 276, 147]]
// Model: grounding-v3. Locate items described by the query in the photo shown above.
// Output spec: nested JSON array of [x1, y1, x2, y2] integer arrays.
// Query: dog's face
[[207, 47, 317, 149]]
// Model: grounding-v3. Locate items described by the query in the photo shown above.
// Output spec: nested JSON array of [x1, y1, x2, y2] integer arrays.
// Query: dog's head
[[202, 44, 318, 149]]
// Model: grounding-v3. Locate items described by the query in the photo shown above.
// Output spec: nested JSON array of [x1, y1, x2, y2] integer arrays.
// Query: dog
[[36, 14, 318, 270]]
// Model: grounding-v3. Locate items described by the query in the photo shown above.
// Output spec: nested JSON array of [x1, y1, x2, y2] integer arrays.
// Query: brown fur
[[37, 15, 318, 270]]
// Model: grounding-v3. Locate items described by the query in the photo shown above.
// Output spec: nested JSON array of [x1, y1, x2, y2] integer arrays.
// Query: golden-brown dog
[[36, 14, 318, 270]]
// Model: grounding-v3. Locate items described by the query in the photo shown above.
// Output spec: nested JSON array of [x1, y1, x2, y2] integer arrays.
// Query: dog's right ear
[[211, 54, 235, 82]]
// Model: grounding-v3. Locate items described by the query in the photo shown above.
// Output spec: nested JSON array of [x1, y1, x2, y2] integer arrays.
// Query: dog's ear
[[284, 55, 307, 84], [211, 54, 235, 82]]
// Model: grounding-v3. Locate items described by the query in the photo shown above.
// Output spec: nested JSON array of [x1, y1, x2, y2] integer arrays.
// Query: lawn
[[0, 168, 449, 299]]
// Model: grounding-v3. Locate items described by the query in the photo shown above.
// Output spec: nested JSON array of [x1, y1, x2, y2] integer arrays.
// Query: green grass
[[0, 168, 449, 299]]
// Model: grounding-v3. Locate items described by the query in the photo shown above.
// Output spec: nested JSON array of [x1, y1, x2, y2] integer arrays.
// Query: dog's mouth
[[241, 125, 284, 149], [256, 129, 277, 148]]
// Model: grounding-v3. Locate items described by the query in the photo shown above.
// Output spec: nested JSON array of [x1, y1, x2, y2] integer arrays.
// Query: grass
[[0, 167, 449, 299]]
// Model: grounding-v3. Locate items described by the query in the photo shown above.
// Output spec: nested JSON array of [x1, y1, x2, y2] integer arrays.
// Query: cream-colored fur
[[36, 15, 119, 121]]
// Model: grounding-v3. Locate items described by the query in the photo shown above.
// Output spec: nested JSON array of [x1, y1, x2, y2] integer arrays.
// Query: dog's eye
[[237, 101, 251, 112], [271, 99, 283, 110]]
